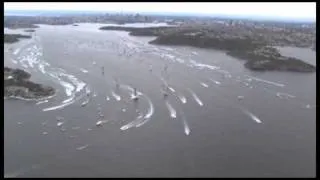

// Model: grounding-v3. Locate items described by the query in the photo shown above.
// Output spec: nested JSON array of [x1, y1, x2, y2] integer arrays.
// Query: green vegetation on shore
[[100, 25, 315, 73], [4, 34, 32, 44], [4, 67, 55, 100]]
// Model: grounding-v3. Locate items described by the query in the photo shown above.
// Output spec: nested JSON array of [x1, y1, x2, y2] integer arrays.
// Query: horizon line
[[4, 9, 316, 23]]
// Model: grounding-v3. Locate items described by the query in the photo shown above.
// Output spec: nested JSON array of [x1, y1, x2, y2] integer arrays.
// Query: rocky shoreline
[[4, 67, 55, 100], [100, 25, 316, 72], [226, 47, 316, 72]]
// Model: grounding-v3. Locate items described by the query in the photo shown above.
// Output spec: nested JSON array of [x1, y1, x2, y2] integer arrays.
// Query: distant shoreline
[[4, 13, 315, 73], [99, 25, 315, 73]]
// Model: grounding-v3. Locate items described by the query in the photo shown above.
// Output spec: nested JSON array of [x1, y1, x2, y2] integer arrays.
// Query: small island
[[4, 34, 32, 44], [24, 29, 36, 32], [99, 25, 316, 73], [4, 67, 55, 100]]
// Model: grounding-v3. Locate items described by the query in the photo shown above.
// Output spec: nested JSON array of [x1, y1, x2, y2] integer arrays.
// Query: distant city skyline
[[4, 2, 316, 21]]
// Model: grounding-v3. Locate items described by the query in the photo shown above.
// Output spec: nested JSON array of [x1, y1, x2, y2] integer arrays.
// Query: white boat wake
[[276, 92, 296, 99], [189, 59, 220, 70], [11, 40, 87, 112], [168, 86, 176, 93], [118, 84, 155, 130], [120, 114, 144, 131], [242, 109, 262, 124], [188, 89, 204, 106], [200, 82, 209, 88], [165, 100, 177, 119], [245, 75, 285, 88], [210, 79, 221, 85], [111, 91, 121, 101], [80, 68, 89, 73], [177, 93, 187, 104], [36, 99, 49, 105], [182, 115, 191, 135]]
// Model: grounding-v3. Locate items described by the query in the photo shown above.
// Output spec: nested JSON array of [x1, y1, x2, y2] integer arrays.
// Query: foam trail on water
[[245, 75, 285, 87], [188, 89, 203, 106], [60, 73, 86, 93], [242, 109, 262, 123], [59, 81, 74, 97], [142, 94, 154, 119], [119, 84, 142, 97], [159, 76, 169, 87], [42, 93, 86, 112], [120, 84, 154, 128], [163, 47, 174, 51], [191, 51, 198, 55], [135, 118, 149, 128], [13, 48, 20, 55], [36, 94, 56, 101], [68, 76, 86, 92], [12, 40, 85, 112], [80, 68, 88, 73], [221, 72, 232, 78], [47, 90, 83, 111], [81, 99, 89, 106], [76, 82, 86, 93], [96, 120, 108, 127], [62, 96, 74, 104], [21, 64, 28, 69], [210, 79, 221, 85], [120, 84, 154, 127], [42, 100, 75, 112], [85, 86, 91, 95], [5, 96, 37, 101], [175, 58, 185, 64], [36, 99, 48, 105], [120, 114, 144, 131], [276, 92, 296, 99], [200, 82, 209, 88], [38, 64, 46, 74], [111, 91, 121, 101], [176, 105, 191, 135], [182, 116, 190, 135], [25, 55, 37, 68], [168, 86, 175, 93], [165, 101, 177, 118], [189, 60, 220, 70], [177, 94, 187, 104], [164, 54, 175, 61], [76, 144, 89, 150]]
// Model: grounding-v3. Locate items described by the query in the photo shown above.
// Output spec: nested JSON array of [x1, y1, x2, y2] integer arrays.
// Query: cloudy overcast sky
[[4, 2, 316, 20]]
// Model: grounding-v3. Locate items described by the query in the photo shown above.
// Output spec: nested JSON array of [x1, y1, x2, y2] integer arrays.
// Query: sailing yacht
[[131, 88, 139, 101]]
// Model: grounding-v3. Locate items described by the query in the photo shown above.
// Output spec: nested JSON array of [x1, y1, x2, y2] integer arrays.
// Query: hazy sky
[[4, 2, 316, 20]]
